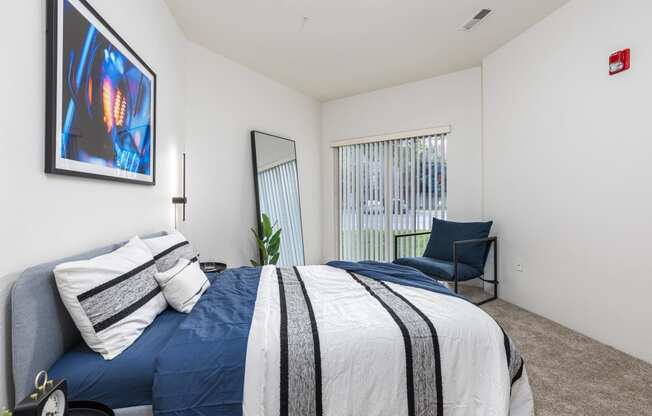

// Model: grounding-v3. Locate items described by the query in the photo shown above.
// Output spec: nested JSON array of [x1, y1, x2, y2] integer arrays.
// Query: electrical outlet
[[515, 259, 524, 272]]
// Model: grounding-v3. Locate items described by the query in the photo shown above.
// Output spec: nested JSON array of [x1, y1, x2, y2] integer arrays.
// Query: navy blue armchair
[[393, 218, 498, 305]]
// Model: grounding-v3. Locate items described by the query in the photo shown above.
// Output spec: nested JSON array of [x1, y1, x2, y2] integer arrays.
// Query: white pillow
[[142, 231, 198, 272], [155, 258, 210, 313], [54, 237, 168, 360]]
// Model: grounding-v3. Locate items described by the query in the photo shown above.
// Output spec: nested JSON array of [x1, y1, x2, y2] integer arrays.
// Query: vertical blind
[[258, 159, 305, 266], [338, 133, 448, 261]]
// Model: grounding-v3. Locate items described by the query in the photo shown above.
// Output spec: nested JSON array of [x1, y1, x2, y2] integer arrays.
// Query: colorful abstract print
[[61, 0, 153, 175]]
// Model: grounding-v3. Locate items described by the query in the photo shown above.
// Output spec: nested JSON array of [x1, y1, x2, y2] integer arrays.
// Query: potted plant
[[250, 213, 281, 266]]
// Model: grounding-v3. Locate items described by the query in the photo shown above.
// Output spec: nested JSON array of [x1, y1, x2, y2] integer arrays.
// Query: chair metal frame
[[394, 232, 498, 305]]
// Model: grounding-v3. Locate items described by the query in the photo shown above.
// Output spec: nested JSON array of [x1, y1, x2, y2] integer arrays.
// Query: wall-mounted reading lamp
[[172, 152, 187, 221]]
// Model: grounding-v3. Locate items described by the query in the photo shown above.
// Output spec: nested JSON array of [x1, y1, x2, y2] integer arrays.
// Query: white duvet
[[243, 265, 534, 416]]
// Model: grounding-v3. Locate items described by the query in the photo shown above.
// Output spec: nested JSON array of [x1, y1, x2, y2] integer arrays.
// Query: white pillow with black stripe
[[53, 236, 168, 360], [155, 258, 210, 313], [142, 231, 198, 272]]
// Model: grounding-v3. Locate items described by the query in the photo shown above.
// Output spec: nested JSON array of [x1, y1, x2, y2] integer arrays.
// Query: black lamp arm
[[172, 152, 187, 221]]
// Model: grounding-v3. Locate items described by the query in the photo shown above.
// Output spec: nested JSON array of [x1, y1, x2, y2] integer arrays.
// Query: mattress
[[49, 272, 219, 409]]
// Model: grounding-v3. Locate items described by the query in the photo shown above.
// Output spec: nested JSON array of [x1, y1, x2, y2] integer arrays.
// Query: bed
[[12, 234, 533, 416]]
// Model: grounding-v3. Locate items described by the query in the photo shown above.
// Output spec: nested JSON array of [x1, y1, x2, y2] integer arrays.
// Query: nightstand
[[200, 262, 226, 273]]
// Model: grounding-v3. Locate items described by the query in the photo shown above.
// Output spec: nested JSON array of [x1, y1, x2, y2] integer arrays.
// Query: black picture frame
[[45, 0, 157, 185]]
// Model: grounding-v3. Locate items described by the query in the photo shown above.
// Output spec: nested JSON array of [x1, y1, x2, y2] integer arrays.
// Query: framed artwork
[[45, 0, 156, 185]]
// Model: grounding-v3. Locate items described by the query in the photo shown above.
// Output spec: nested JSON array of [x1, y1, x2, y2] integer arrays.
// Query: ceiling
[[166, 0, 569, 101]]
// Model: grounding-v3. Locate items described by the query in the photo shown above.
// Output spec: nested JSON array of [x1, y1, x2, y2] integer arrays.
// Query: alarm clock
[[13, 371, 67, 416]]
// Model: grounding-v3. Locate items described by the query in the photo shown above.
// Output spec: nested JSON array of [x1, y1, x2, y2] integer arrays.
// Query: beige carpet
[[477, 298, 652, 415]]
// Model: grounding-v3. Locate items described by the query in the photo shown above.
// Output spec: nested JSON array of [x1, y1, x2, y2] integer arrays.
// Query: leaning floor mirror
[[251, 131, 305, 266]]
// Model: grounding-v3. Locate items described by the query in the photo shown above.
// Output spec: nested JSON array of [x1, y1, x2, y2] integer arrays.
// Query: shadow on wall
[[0, 272, 18, 408]]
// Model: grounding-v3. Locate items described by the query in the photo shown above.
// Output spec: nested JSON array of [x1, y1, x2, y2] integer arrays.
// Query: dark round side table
[[200, 262, 227, 273], [68, 401, 114, 416]]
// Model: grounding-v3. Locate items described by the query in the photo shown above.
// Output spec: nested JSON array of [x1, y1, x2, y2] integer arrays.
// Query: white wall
[[0, 0, 186, 406], [320, 67, 483, 260], [180, 42, 322, 267], [483, 0, 652, 363]]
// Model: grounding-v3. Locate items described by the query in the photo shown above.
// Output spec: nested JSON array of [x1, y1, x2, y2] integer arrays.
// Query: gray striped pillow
[[54, 237, 168, 359], [143, 231, 198, 272]]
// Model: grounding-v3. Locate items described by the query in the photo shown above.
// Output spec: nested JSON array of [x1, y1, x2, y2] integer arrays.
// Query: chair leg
[[475, 242, 498, 306], [494, 239, 498, 300], [475, 280, 498, 306]]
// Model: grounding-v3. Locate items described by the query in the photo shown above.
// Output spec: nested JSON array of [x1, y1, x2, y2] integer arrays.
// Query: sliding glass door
[[338, 133, 448, 261]]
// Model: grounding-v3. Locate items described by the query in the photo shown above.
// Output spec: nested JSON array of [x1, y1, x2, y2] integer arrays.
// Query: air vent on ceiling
[[461, 9, 492, 31]]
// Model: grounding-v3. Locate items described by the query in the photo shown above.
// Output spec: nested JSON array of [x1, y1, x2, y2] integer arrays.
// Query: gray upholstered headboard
[[10, 232, 167, 403]]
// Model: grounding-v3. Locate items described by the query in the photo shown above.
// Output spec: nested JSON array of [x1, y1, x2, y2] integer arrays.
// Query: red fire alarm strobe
[[609, 48, 630, 75]]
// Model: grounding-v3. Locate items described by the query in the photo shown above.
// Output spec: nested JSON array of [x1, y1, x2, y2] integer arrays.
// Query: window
[[338, 132, 448, 261]]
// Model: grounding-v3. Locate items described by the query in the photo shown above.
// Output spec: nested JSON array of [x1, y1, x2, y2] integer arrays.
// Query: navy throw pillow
[[423, 218, 493, 271]]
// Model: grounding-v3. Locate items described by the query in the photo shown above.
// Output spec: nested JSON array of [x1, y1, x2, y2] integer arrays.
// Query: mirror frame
[[250, 130, 306, 265]]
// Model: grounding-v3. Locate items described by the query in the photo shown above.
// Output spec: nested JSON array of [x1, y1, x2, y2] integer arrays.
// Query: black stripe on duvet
[[376, 280, 444, 416], [512, 360, 525, 385], [347, 272, 416, 416], [501, 327, 524, 386], [276, 268, 289, 416], [293, 266, 323, 416], [502, 328, 511, 369], [348, 271, 444, 416], [276, 267, 322, 416]]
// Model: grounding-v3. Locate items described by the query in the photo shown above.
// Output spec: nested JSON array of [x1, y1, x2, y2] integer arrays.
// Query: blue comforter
[[152, 262, 454, 416], [326, 261, 457, 298], [153, 266, 262, 416]]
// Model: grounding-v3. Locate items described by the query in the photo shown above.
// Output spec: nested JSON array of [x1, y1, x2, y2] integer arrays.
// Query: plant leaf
[[268, 235, 281, 255], [262, 214, 273, 239], [268, 243, 280, 258], [269, 229, 281, 251], [270, 253, 280, 265], [250, 260, 260, 266], [252, 228, 267, 260]]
